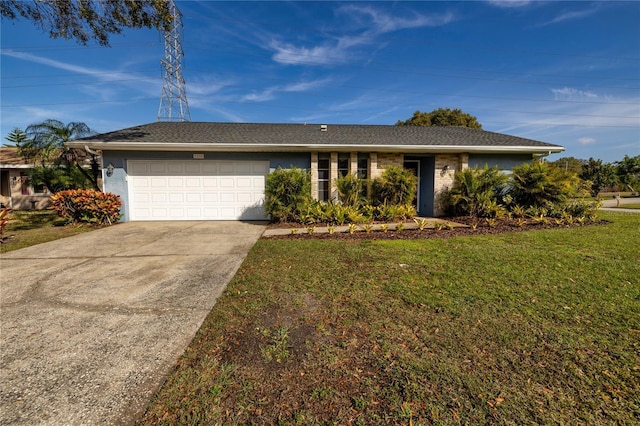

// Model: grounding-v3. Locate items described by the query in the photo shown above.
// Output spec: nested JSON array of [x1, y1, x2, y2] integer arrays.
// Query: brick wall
[[433, 153, 465, 216], [310, 152, 319, 199]]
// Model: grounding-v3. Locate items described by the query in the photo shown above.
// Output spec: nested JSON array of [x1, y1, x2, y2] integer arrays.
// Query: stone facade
[[309, 151, 473, 217]]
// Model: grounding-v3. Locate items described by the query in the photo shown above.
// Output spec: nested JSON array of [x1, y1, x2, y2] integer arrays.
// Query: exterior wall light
[[106, 163, 115, 177], [440, 164, 450, 176]]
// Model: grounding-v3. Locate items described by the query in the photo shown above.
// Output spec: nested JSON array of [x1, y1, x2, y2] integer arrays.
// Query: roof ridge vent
[[320, 124, 328, 131]]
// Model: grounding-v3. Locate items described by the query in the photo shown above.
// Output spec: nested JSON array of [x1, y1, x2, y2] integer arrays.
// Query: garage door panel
[[128, 160, 267, 221], [150, 178, 166, 187], [168, 178, 183, 187], [203, 177, 218, 188], [149, 163, 167, 174], [203, 193, 218, 202], [185, 178, 201, 188]]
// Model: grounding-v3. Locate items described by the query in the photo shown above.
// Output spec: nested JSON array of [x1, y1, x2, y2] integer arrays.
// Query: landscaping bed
[[263, 216, 608, 240]]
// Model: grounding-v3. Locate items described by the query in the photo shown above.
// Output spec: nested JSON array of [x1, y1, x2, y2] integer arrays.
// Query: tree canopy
[[579, 157, 618, 197], [547, 156, 585, 175], [12, 119, 100, 192], [0, 0, 173, 46], [396, 108, 482, 129]]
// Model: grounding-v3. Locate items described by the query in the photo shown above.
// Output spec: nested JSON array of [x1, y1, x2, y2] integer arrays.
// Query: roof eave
[[66, 141, 564, 154]]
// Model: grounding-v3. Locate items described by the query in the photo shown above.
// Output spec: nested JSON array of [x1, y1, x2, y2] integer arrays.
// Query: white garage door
[[127, 160, 269, 221]]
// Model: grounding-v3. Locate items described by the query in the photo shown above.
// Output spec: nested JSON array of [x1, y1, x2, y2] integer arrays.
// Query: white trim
[[67, 141, 564, 154]]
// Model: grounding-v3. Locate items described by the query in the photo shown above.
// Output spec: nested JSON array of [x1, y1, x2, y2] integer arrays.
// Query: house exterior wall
[[433, 153, 462, 217], [101, 150, 542, 221], [102, 150, 310, 222], [0, 169, 50, 210], [468, 154, 533, 170]]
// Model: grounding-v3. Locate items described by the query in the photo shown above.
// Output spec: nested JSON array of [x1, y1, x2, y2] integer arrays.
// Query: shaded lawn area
[[0, 210, 95, 253], [140, 211, 640, 425]]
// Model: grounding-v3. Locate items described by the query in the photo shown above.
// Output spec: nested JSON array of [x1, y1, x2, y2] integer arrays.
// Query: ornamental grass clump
[[50, 189, 121, 225]]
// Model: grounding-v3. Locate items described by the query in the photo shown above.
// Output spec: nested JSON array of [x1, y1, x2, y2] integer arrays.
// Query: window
[[20, 174, 29, 195], [357, 154, 369, 179], [338, 153, 349, 177], [318, 153, 330, 201]]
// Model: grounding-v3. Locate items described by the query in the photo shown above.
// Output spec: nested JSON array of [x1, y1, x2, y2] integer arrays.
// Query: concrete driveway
[[0, 221, 265, 425]]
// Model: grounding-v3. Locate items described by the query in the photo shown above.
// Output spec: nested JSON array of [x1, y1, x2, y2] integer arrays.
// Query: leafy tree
[[509, 161, 578, 208], [396, 108, 482, 129], [548, 156, 585, 175], [17, 119, 100, 192], [4, 128, 28, 147], [0, 0, 173, 46], [579, 158, 618, 197], [615, 155, 640, 191]]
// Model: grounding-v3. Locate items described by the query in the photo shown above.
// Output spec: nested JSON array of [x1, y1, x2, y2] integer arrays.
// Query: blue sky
[[1, 0, 639, 163]]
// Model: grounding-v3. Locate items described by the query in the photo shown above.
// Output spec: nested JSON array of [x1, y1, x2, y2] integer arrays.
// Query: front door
[[403, 160, 420, 212]]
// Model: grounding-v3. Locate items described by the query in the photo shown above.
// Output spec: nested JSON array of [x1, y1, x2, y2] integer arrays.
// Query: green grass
[[139, 211, 640, 425], [0, 210, 95, 253], [614, 203, 640, 209]]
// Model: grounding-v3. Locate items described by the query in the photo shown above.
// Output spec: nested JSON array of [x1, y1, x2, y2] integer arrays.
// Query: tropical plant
[[0, 208, 11, 241], [334, 173, 368, 207], [509, 161, 578, 208], [50, 189, 121, 225], [264, 167, 311, 222], [414, 218, 429, 230], [447, 166, 508, 217], [16, 119, 100, 191], [371, 166, 417, 206]]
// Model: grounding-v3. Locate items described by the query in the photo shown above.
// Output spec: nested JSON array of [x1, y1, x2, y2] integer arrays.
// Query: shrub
[[371, 166, 417, 206], [508, 161, 578, 209], [264, 167, 311, 222], [447, 166, 508, 217], [0, 208, 11, 238], [50, 189, 121, 224], [334, 174, 368, 207]]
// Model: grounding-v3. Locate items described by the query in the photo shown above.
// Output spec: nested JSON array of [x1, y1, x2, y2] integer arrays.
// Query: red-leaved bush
[[50, 189, 122, 225]]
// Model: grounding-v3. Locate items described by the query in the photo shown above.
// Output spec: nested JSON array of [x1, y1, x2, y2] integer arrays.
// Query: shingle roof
[[0, 147, 31, 168], [74, 122, 564, 152]]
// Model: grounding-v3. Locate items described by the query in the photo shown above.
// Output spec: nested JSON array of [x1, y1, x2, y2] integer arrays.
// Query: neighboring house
[[68, 122, 564, 221], [0, 147, 51, 210]]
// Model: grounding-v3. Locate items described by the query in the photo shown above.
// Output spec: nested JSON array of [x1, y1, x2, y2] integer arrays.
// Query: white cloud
[[339, 4, 455, 32], [270, 5, 455, 66], [551, 87, 599, 100], [239, 78, 332, 102], [486, 1, 532, 8], [270, 42, 347, 66], [578, 137, 597, 145], [540, 5, 600, 26]]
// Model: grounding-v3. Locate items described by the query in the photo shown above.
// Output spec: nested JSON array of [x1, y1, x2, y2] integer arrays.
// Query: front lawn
[[0, 210, 95, 253], [614, 203, 640, 209], [140, 211, 640, 425]]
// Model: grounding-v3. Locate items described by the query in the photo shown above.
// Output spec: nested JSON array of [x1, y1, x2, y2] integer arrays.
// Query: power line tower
[[158, 0, 191, 122]]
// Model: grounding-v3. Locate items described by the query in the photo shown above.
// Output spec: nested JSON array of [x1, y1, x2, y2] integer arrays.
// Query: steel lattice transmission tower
[[158, 0, 191, 122]]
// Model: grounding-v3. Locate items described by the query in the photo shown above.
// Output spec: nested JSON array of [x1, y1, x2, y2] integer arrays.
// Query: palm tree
[[22, 119, 93, 164], [19, 119, 100, 191]]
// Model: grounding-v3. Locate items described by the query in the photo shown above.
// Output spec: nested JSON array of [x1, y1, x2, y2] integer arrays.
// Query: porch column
[[329, 152, 338, 199], [310, 152, 319, 200], [350, 152, 358, 175]]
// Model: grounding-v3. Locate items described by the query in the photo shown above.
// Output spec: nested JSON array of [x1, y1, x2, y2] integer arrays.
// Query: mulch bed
[[263, 217, 609, 240]]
